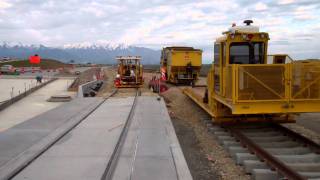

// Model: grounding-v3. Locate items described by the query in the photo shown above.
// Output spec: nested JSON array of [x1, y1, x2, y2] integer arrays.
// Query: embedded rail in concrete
[[0, 93, 191, 180]]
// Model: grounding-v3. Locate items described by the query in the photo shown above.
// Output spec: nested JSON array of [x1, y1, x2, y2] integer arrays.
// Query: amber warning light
[[248, 34, 254, 39]]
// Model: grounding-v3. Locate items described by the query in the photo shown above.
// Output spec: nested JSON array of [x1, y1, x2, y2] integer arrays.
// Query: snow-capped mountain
[[0, 42, 161, 64]]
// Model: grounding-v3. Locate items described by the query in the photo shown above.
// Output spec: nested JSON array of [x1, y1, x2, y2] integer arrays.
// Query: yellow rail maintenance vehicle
[[161, 46, 202, 85], [184, 20, 320, 123], [114, 56, 143, 88]]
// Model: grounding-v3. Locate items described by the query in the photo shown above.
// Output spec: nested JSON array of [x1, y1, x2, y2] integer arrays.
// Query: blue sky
[[0, 0, 319, 63]]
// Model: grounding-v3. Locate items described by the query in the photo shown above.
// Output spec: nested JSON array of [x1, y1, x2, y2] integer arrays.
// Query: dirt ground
[[162, 87, 250, 180], [97, 66, 116, 96]]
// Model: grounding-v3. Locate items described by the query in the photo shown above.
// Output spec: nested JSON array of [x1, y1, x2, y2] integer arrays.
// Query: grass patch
[[1, 59, 69, 69]]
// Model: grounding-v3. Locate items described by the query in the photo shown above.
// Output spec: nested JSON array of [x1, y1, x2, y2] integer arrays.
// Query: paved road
[[0, 79, 75, 131]]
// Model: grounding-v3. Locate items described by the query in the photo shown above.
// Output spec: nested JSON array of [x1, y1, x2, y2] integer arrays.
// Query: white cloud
[[254, 2, 268, 11], [142, 5, 173, 14], [0, 0, 11, 9], [293, 6, 316, 20], [278, 0, 294, 5], [0, 0, 320, 62]]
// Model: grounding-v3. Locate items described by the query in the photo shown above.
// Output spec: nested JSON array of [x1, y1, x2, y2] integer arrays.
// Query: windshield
[[229, 42, 264, 64]]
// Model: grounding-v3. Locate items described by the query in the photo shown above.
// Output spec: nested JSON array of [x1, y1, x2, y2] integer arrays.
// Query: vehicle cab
[[205, 20, 320, 123]]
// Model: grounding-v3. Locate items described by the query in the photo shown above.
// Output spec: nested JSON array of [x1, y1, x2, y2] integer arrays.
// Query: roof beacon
[[244, 20, 253, 26]]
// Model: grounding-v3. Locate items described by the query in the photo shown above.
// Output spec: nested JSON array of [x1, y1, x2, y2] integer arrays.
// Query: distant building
[[1, 57, 11, 61]]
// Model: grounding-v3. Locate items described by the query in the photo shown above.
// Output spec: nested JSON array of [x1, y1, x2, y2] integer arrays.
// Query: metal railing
[[291, 62, 320, 100], [237, 64, 286, 101], [222, 62, 320, 103]]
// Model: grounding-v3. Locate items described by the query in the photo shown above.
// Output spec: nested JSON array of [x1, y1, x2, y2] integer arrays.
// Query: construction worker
[[130, 69, 135, 78], [36, 73, 43, 83]]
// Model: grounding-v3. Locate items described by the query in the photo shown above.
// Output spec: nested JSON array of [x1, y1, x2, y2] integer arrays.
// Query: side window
[[221, 43, 226, 66], [254, 43, 264, 64], [214, 43, 220, 65]]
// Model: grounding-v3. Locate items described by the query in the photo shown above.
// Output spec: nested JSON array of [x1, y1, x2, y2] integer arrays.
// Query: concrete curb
[[0, 78, 58, 112], [159, 98, 193, 180]]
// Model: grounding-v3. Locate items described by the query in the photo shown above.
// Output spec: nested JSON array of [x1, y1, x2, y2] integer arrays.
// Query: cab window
[[229, 42, 264, 64], [214, 43, 220, 65]]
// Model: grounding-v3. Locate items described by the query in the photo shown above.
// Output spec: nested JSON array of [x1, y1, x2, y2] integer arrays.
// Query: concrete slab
[[13, 156, 107, 180], [252, 169, 279, 180], [0, 79, 75, 131], [0, 98, 101, 179], [0, 78, 35, 102], [228, 146, 248, 157], [222, 140, 241, 148], [299, 172, 320, 178], [0, 97, 101, 172], [216, 135, 234, 144], [276, 153, 320, 163], [235, 153, 258, 165], [266, 147, 311, 155], [257, 141, 300, 148], [288, 162, 320, 172], [243, 160, 268, 174], [130, 156, 178, 180], [13, 97, 134, 180], [112, 96, 192, 180], [9, 96, 191, 180]]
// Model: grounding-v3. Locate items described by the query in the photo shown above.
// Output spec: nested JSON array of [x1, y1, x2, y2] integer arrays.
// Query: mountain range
[[0, 42, 161, 64]]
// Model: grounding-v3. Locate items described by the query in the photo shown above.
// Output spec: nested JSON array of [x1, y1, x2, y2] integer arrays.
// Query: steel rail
[[228, 125, 307, 180], [8, 89, 118, 180], [101, 88, 140, 180], [273, 124, 320, 154]]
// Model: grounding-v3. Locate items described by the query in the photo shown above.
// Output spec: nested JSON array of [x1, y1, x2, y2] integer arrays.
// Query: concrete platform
[[12, 97, 134, 180], [0, 79, 75, 131], [8, 96, 191, 180], [0, 78, 35, 102], [0, 97, 103, 179], [112, 96, 192, 180]]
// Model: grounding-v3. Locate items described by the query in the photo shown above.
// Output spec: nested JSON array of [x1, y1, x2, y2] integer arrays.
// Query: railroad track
[[205, 121, 320, 180], [4, 89, 120, 179], [6, 88, 141, 180], [101, 88, 140, 180]]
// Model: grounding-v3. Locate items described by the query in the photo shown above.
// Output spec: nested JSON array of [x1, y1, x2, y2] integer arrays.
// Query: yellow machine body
[[115, 56, 143, 88], [161, 47, 202, 84], [184, 21, 320, 123]]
